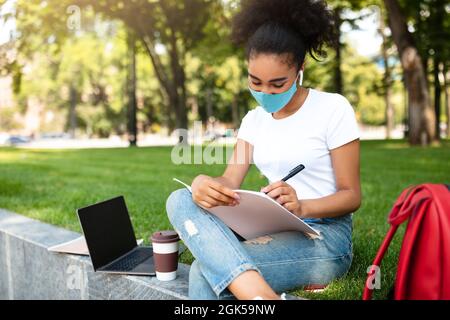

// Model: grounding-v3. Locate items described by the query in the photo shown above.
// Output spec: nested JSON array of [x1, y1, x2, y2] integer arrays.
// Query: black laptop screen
[[77, 196, 137, 270]]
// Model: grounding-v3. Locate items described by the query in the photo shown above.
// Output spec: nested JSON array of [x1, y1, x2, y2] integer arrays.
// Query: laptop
[[76, 195, 155, 275]]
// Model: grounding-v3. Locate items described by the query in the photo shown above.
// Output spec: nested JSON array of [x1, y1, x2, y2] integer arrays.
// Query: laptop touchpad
[[132, 257, 155, 274]]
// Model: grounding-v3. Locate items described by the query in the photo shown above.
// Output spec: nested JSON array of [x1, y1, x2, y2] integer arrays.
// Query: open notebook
[[173, 178, 320, 240]]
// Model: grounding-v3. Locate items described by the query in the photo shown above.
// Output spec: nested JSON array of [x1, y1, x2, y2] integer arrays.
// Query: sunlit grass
[[0, 139, 449, 299]]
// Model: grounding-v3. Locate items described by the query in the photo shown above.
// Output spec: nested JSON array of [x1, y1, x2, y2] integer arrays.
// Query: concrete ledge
[[0, 208, 189, 300]]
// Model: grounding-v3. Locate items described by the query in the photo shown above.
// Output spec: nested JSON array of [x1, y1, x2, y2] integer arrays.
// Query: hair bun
[[232, 0, 337, 60]]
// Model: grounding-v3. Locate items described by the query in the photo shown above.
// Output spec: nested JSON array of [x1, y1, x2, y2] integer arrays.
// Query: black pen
[[262, 164, 305, 194], [281, 164, 306, 182]]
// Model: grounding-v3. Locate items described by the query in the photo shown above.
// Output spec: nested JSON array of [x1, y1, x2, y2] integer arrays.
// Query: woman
[[166, 0, 361, 300]]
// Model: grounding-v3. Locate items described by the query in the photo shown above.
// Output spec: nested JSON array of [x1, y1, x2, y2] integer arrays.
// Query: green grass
[[0, 140, 449, 299]]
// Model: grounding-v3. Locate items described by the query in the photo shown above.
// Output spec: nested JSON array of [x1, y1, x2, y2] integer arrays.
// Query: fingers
[[204, 195, 229, 207], [193, 192, 225, 209], [202, 195, 237, 209], [208, 185, 238, 205], [274, 195, 298, 214], [197, 200, 212, 209], [267, 186, 290, 199], [209, 180, 240, 200], [261, 181, 285, 194], [192, 177, 241, 209], [195, 190, 239, 209], [263, 182, 298, 211], [283, 202, 296, 212], [275, 195, 291, 206]]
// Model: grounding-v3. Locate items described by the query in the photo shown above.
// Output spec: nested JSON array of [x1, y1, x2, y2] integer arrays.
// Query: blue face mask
[[249, 71, 303, 114]]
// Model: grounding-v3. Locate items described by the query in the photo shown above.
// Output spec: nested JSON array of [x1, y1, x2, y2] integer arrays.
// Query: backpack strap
[[362, 225, 399, 300], [363, 184, 423, 300]]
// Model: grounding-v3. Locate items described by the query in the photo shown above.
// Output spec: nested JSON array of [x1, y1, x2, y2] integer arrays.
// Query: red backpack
[[363, 184, 450, 300]]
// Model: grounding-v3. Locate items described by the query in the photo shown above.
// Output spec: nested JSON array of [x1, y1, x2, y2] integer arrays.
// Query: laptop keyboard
[[105, 248, 152, 272]]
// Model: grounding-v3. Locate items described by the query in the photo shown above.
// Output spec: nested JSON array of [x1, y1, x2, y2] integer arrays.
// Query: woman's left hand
[[261, 181, 303, 217]]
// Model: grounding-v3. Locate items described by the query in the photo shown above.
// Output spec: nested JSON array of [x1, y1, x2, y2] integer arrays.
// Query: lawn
[[0, 140, 449, 299]]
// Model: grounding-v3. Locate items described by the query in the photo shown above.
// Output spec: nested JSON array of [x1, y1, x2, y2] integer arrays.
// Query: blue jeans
[[166, 188, 353, 300]]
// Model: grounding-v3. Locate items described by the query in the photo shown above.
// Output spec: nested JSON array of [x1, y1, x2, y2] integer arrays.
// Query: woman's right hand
[[191, 175, 241, 209]]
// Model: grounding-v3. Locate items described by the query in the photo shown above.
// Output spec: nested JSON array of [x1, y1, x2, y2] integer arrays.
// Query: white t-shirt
[[237, 88, 360, 201]]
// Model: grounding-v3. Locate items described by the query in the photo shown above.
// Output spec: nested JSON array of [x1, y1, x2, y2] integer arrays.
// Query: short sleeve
[[326, 95, 360, 150], [237, 110, 257, 145]]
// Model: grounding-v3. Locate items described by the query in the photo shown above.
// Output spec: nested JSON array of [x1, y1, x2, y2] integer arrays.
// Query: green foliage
[[398, 0, 450, 65], [343, 47, 385, 125], [306, 45, 406, 126], [0, 107, 20, 130], [1, 0, 431, 134]]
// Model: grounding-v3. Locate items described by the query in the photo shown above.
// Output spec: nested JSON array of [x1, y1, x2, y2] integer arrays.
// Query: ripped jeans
[[166, 188, 353, 300]]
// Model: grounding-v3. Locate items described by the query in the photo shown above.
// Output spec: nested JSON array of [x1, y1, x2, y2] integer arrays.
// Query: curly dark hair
[[231, 0, 337, 70]]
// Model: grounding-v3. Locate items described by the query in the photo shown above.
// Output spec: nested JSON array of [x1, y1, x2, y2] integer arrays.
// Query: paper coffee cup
[[151, 230, 180, 281]]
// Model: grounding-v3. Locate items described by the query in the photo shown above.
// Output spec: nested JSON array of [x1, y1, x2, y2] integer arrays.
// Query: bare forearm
[[297, 189, 361, 219]]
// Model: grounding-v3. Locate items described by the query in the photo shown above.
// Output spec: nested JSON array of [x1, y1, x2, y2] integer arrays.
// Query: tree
[[126, 29, 137, 146], [72, 0, 216, 144], [190, 0, 245, 128], [394, 0, 450, 141], [328, 0, 376, 94], [427, 0, 449, 140], [5, 0, 217, 144], [383, 0, 436, 145], [375, 5, 396, 138]]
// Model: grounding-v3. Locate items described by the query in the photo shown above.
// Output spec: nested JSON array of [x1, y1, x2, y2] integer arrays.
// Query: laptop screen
[[77, 196, 137, 270]]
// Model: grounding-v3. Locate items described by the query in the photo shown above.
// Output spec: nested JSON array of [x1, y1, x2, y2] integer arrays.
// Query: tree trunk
[[414, 2, 429, 80], [431, 0, 445, 141], [172, 54, 188, 143], [68, 85, 77, 139], [231, 94, 239, 129], [159, 1, 189, 144], [206, 87, 213, 121], [402, 78, 409, 138], [333, 7, 344, 95], [189, 96, 199, 121], [127, 30, 138, 147], [72, 0, 194, 144], [383, 0, 436, 145], [139, 36, 185, 141], [140, 36, 176, 132], [379, 7, 394, 139], [433, 58, 442, 140], [445, 66, 450, 138]]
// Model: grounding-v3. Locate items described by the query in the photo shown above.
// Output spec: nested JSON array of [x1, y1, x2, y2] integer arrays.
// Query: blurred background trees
[[0, 0, 448, 146]]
